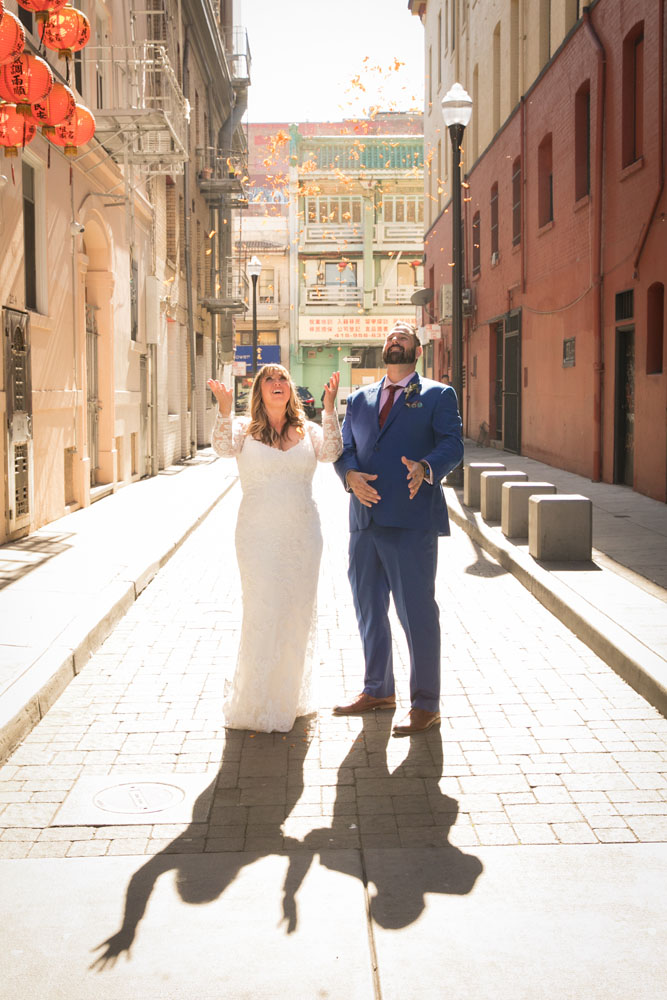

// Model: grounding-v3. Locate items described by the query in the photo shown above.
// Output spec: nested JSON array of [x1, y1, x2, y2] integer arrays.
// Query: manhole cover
[[93, 782, 186, 815]]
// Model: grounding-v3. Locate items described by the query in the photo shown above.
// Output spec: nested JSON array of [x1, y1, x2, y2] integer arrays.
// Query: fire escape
[[197, 25, 250, 318]]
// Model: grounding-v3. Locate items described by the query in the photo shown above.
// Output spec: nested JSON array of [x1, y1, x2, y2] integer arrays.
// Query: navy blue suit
[[335, 373, 463, 712]]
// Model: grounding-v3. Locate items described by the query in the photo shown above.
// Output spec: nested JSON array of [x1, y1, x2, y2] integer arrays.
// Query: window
[[17, 6, 33, 32], [166, 178, 177, 264], [22, 162, 37, 311], [646, 283, 664, 374], [130, 253, 139, 341], [575, 81, 591, 200], [539, 0, 551, 66], [622, 23, 644, 167], [538, 134, 553, 227], [196, 220, 201, 294], [179, 195, 185, 274], [493, 22, 501, 134], [383, 195, 423, 224], [510, 0, 519, 108], [259, 267, 277, 303], [325, 262, 357, 285], [490, 183, 499, 257], [397, 262, 419, 287], [306, 196, 362, 224], [512, 157, 521, 245], [437, 13, 442, 88], [428, 46, 432, 108], [563, 337, 575, 367], [472, 212, 481, 275]]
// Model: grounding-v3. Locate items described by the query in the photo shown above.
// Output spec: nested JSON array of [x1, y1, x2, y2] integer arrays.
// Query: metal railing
[[87, 43, 188, 170], [305, 285, 363, 304], [224, 27, 251, 85]]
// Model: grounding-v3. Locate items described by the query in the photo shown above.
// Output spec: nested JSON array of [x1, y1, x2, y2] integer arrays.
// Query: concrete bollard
[[480, 471, 528, 521], [528, 494, 593, 560], [463, 462, 506, 508], [501, 481, 557, 539]]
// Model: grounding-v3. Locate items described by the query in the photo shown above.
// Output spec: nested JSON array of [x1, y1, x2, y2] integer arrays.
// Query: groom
[[333, 322, 463, 735]]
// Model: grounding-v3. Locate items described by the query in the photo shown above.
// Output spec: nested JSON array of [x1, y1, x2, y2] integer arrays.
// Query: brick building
[[410, 0, 666, 501]]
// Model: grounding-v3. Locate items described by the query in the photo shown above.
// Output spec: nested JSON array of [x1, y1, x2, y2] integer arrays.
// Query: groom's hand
[[346, 470, 380, 507], [402, 456, 426, 499]]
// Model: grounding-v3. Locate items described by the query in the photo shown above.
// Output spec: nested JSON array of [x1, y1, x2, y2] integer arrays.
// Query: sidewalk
[[448, 442, 667, 716], [1, 439, 666, 768], [0, 453, 237, 763]]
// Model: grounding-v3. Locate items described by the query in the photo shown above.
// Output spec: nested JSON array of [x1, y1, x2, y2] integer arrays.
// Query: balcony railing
[[201, 262, 247, 314], [224, 27, 251, 86], [87, 43, 188, 172], [303, 285, 416, 307], [301, 222, 422, 247], [196, 142, 249, 202], [306, 285, 363, 305]]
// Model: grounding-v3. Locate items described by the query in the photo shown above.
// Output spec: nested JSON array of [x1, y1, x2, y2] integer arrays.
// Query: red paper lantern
[[48, 102, 95, 156], [0, 53, 53, 115], [31, 80, 75, 135], [0, 2, 4, 23], [39, 5, 90, 60], [0, 11, 25, 66], [0, 101, 36, 157], [17, 0, 69, 24]]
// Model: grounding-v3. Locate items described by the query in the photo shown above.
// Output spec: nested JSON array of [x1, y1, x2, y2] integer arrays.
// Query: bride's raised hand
[[322, 371, 340, 414], [207, 379, 233, 417]]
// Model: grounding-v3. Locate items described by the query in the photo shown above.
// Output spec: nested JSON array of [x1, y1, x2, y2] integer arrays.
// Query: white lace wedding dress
[[211, 411, 343, 732]]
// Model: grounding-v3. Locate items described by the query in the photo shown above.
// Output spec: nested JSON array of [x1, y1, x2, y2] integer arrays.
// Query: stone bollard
[[480, 471, 528, 521], [501, 482, 557, 539], [528, 494, 593, 560], [463, 462, 506, 508]]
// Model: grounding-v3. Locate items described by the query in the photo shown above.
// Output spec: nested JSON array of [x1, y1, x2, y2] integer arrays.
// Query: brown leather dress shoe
[[332, 692, 396, 716], [392, 708, 441, 736]]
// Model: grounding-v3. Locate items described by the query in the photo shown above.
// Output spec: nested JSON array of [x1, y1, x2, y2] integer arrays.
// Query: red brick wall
[[426, 0, 666, 500]]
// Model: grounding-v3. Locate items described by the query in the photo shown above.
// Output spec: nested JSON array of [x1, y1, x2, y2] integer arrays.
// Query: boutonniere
[[403, 380, 422, 408]]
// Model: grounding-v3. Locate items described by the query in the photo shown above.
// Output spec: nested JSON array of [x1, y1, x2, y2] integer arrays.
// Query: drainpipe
[[583, 4, 606, 483], [520, 95, 526, 294], [182, 29, 197, 458], [632, 0, 664, 278]]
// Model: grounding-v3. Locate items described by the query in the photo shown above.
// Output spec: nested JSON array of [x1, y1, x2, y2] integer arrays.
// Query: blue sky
[[240, 0, 425, 122]]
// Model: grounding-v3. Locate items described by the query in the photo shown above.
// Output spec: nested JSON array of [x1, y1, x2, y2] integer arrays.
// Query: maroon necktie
[[378, 384, 400, 428]]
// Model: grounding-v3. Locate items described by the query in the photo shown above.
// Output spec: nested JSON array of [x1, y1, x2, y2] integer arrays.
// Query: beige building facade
[[416, 0, 583, 231], [1, 0, 248, 544]]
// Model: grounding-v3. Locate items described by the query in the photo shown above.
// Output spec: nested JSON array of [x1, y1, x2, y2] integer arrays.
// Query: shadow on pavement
[[91, 713, 483, 970]]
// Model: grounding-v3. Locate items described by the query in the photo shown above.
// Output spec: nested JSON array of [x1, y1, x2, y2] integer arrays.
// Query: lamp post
[[441, 82, 472, 485], [247, 255, 262, 375]]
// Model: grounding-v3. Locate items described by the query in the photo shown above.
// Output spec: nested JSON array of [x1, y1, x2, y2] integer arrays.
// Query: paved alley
[[0, 463, 666, 999]]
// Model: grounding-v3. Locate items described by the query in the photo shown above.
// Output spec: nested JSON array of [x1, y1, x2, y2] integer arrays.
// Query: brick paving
[[0, 466, 666, 860]]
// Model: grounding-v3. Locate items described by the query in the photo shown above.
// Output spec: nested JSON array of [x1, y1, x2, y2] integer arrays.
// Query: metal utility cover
[[53, 771, 218, 826]]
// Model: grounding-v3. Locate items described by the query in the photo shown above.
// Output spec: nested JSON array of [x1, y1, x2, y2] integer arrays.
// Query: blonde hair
[[248, 364, 306, 447]]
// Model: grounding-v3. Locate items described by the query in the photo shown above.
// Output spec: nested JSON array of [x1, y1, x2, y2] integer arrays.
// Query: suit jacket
[[334, 373, 464, 535]]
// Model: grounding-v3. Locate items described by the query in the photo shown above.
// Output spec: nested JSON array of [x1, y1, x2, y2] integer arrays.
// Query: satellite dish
[[410, 287, 434, 306]]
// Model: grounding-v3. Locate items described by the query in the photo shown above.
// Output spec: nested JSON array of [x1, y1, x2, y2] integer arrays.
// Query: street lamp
[[247, 255, 262, 375], [442, 82, 472, 485]]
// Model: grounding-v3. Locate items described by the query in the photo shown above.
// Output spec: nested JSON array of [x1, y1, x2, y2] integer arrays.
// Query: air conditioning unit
[[462, 287, 474, 317]]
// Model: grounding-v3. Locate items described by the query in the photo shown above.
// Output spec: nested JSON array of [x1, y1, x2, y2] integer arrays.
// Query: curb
[[446, 488, 667, 719], [0, 475, 239, 765]]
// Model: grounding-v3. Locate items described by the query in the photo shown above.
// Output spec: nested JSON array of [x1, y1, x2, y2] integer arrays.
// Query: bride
[[208, 365, 342, 733]]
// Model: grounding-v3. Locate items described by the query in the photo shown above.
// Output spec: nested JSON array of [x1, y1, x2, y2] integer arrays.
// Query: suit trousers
[[348, 522, 441, 712]]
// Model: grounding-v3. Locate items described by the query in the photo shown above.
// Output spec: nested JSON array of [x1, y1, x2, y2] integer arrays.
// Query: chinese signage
[[299, 315, 412, 342]]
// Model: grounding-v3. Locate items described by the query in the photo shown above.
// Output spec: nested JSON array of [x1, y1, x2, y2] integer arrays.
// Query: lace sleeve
[[308, 411, 343, 463], [211, 413, 249, 457]]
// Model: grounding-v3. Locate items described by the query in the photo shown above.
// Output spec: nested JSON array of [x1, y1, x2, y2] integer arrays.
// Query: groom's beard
[[383, 342, 417, 365]]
